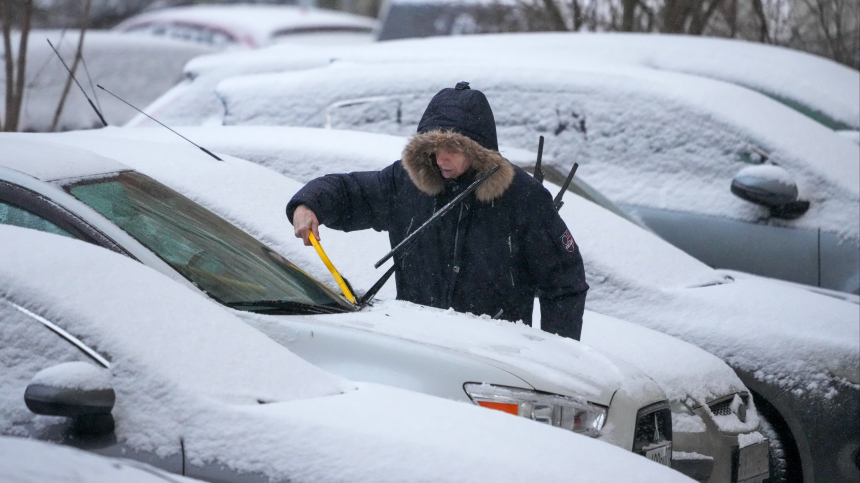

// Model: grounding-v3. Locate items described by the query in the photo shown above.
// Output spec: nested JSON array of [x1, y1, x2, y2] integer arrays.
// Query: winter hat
[[416, 82, 499, 151]]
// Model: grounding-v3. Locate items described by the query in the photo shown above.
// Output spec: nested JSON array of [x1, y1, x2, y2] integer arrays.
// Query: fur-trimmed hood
[[401, 129, 515, 203]]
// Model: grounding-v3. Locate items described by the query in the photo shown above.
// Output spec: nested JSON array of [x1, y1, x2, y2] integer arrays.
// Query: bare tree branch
[[50, 0, 91, 132]]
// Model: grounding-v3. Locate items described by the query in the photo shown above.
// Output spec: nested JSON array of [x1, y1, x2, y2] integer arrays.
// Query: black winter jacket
[[287, 129, 589, 339]]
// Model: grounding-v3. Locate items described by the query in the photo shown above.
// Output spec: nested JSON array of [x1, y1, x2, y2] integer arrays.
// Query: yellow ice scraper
[[309, 232, 356, 304]]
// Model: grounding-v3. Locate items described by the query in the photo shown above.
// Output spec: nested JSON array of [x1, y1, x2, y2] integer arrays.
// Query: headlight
[[464, 383, 607, 437]]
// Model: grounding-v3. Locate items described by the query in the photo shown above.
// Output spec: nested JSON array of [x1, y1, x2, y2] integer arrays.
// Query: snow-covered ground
[[1, 224, 693, 483], [0, 30, 215, 132]]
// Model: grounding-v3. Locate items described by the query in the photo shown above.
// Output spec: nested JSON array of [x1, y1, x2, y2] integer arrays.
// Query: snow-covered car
[[113, 4, 377, 50], [0, 30, 215, 132], [55, 125, 859, 483], [0, 225, 697, 483], [0, 436, 201, 483], [15, 127, 775, 483], [128, 33, 859, 297], [0, 135, 706, 472]]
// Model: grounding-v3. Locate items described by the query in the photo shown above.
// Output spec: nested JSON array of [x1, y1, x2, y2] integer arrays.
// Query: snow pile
[[0, 30, 216, 132], [738, 431, 766, 448], [29, 362, 111, 392], [0, 225, 693, 483]]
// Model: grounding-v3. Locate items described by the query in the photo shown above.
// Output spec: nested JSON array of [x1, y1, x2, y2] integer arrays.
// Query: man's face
[[436, 149, 469, 179]]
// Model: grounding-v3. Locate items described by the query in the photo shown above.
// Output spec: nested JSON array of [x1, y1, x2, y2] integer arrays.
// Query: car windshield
[[66, 171, 353, 315]]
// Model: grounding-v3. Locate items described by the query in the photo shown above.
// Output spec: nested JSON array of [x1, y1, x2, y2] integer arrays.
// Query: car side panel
[[629, 206, 820, 287]]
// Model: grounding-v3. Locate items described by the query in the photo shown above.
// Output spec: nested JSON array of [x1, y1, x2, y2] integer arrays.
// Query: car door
[[0, 297, 183, 474]]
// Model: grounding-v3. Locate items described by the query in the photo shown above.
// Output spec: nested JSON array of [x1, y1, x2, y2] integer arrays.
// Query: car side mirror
[[731, 165, 810, 219], [25, 362, 115, 435]]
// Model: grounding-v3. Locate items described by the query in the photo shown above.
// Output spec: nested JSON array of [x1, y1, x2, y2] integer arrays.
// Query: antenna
[[97, 85, 223, 162], [534, 135, 545, 183], [46, 39, 107, 127], [552, 163, 578, 211]]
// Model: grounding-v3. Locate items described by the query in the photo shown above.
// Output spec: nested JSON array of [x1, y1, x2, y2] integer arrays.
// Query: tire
[[752, 392, 803, 483]]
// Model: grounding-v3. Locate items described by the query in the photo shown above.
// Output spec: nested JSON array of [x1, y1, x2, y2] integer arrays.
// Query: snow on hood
[[0, 230, 694, 483], [248, 299, 663, 405], [213, 59, 859, 242], [40, 126, 858, 401]]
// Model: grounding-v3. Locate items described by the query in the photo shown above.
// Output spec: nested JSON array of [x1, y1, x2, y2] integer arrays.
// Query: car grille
[[709, 393, 749, 417], [633, 402, 672, 455]]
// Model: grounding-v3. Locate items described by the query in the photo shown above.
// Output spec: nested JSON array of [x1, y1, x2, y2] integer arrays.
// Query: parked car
[[203, 55, 858, 298], [1, 224, 698, 483], [58, 125, 859, 483], [0, 134, 741, 477], [0, 30, 215, 132], [0, 436, 201, 483], [113, 4, 377, 50], [373, 7, 859, 133], [125, 31, 859, 297]]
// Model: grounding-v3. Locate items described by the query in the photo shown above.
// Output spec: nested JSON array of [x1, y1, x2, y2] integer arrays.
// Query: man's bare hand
[[292, 205, 320, 246]]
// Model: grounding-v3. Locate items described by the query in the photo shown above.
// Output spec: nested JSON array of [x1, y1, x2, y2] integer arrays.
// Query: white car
[[113, 4, 377, 50], [0, 225, 696, 483], [127, 33, 860, 297], [52, 125, 858, 483], [0, 30, 215, 132], [22, 127, 777, 483], [0, 436, 201, 483], [0, 135, 712, 473]]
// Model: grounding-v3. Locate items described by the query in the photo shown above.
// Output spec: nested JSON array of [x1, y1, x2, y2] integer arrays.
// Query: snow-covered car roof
[[0, 30, 215, 132], [208, 59, 859, 244], [53, 126, 858, 398], [0, 225, 692, 483], [142, 32, 858, 132], [113, 5, 377, 49]]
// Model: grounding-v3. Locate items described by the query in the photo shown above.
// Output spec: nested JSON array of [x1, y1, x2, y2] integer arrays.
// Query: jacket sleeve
[[524, 188, 589, 340], [286, 162, 400, 233]]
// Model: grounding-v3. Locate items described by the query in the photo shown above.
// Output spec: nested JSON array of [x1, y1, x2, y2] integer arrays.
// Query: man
[[288, 82, 588, 339]]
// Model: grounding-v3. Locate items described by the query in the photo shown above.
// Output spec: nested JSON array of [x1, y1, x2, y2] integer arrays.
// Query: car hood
[[581, 311, 748, 406], [238, 300, 666, 408]]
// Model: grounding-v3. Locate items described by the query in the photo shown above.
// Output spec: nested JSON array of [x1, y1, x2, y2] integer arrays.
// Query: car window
[[65, 171, 353, 314], [0, 200, 74, 239]]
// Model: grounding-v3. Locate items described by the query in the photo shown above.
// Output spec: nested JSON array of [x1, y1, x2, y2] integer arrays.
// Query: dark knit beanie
[[416, 81, 499, 151]]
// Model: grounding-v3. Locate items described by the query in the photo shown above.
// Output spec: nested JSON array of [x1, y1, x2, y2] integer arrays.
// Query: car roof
[[0, 137, 129, 182], [115, 5, 377, 48]]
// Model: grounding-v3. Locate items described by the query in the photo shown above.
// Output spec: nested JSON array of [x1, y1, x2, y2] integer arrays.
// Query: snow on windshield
[[0, 223, 350, 407], [213, 60, 859, 243], [48, 127, 858, 401]]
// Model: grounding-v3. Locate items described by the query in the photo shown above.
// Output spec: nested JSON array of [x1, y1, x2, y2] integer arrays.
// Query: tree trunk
[[751, 0, 771, 42], [2, 0, 14, 131], [50, 0, 91, 132], [622, 0, 637, 31], [541, 0, 568, 30]]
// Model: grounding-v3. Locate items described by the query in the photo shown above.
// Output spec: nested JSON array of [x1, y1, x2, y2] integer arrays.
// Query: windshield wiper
[[226, 300, 351, 315]]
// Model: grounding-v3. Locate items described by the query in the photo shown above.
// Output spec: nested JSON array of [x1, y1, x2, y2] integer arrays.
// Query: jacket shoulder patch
[[560, 229, 576, 253]]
